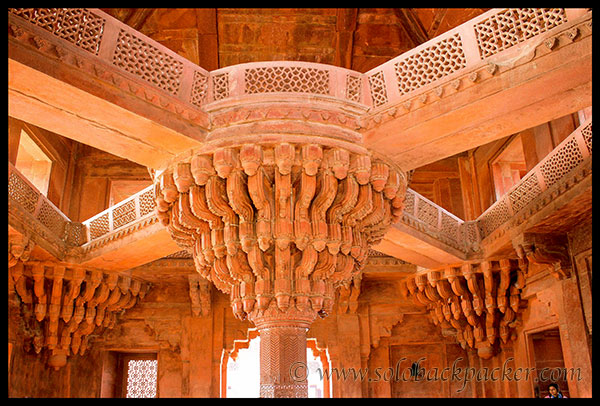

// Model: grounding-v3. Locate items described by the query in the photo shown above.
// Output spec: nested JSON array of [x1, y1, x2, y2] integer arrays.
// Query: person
[[545, 383, 567, 398]]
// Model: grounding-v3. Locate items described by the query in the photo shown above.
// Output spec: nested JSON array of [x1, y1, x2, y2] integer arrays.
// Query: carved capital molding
[[9, 260, 150, 370], [155, 141, 407, 324]]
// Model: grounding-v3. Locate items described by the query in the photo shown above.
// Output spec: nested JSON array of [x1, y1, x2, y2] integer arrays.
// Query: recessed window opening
[[490, 134, 527, 201], [109, 179, 153, 207], [15, 129, 53, 196], [225, 334, 326, 398]]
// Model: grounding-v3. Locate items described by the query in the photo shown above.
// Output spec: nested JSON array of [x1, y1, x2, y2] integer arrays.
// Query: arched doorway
[[221, 331, 329, 398]]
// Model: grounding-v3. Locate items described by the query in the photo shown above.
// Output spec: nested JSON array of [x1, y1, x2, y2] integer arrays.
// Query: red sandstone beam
[[8, 59, 204, 169]]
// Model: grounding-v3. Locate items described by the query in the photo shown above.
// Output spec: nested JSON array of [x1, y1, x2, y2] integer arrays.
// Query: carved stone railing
[[80, 184, 157, 251], [7, 8, 592, 262], [9, 8, 588, 115], [207, 60, 369, 105], [364, 8, 585, 111], [401, 189, 480, 254], [8, 163, 85, 255], [8, 117, 593, 263], [475, 117, 592, 241], [8, 8, 368, 110], [8, 8, 210, 109]]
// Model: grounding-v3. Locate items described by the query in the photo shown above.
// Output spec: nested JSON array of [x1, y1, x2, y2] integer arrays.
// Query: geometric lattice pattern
[[440, 211, 460, 243], [581, 122, 592, 154], [112, 29, 183, 96], [478, 198, 510, 238], [126, 360, 158, 398], [345, 74, 362, 102], [190, 70, 209, 107], [244, 66, 330, 95], [8, 171, 40, 215], [112, 199, 137, 230], [36, 200, 68, 237], [138, 188, 157, 217], [9, 8, 106, 55], [540, 137, 584, 188], [474, 8, 567, 58], [212, 73, 230, 101], [508, 173, 542, 214], [416, 198, 439, 229], [508, 172, 542, 214], [394, 33, 466, 95], [367, 70, 388, 108], [89, 213, 110, 240], [403, 189, 416, 215]]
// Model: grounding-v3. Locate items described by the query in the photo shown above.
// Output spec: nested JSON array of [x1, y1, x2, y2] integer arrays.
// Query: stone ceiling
[[100, 8, 489, 73]]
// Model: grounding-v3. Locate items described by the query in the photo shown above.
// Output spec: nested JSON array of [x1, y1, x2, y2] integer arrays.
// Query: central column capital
[[248, 299, 318, 330]]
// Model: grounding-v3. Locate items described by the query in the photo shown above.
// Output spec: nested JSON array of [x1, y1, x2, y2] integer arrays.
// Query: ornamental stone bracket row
[[403, 258, 527, 360], [8, 251, 151, 371]]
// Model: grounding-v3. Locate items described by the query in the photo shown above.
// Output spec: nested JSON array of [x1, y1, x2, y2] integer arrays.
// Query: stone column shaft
[[259, 326, 308, 398]]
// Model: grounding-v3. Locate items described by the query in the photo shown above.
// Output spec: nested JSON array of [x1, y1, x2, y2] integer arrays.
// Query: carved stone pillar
[[155, 139, 406, 395], [153, 90, 408, 397], [250, 304, 316, 398]]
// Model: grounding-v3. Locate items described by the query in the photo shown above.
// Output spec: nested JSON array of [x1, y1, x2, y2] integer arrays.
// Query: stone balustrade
[[81, 184, 157, 246], [9, 8, 588, 113], [364, 8, 585, 111], [475, 117, 592, 241], [401, 188, 479, 254]]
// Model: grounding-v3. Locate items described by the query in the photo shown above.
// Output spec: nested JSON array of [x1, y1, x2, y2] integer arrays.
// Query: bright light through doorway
[[226, 336, 325, 398]]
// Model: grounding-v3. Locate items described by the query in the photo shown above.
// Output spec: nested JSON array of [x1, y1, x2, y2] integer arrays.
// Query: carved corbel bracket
[[369, 312, 404, 349], [188, 274, 212, 317], [405, 258, 525, 360], [513, 233, 572, 280], [9, 233, 35, 268], [337, 275, 362, 314]]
